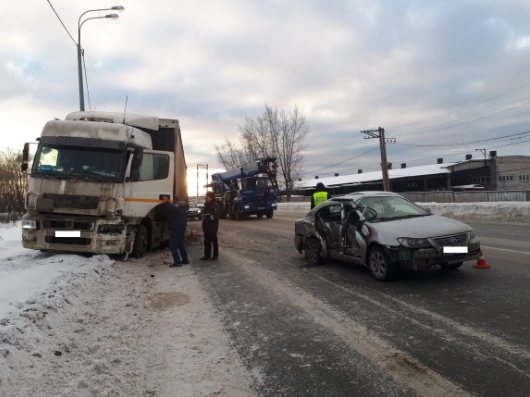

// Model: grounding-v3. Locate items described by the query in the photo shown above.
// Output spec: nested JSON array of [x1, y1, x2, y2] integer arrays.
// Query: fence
[[282, 190, 530, 203], [400, 190, 530, 203]]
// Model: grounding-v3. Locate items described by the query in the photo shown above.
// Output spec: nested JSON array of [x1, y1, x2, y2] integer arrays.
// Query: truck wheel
[[440, 262, 463, 271], [367, 245, 398, 281], [305, 237, 323, 265], [236, 206, 244, 221], [132, 225, 148, 259], [266, 210, 274, 219], [230, 205, 236, 220]]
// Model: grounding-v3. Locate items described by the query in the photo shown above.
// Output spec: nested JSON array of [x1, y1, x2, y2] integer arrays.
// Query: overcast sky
[[2, 0, 530, 190]]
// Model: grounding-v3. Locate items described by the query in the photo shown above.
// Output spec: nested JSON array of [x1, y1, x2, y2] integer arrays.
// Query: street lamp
[[77, 6, 124, 111]]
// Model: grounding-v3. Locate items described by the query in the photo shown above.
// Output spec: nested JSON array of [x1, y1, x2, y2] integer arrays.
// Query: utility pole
[[197, 164, 208, 197], [360, 127, 395, 191]]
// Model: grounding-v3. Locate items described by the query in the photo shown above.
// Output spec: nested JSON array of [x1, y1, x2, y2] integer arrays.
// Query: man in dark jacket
[[311, 182, 331, 209], [162, 196, 189, 267], [200, 191, 220, 261]]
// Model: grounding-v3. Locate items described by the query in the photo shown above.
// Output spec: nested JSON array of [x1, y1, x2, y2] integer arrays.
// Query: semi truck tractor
[[20, 111, 187, 259], [209, 158, 279, 220]]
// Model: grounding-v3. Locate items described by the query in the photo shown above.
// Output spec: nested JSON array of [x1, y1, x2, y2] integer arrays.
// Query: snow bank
[[276, 202, 311, 212], [417, 202, 530, 224], [277, 201, 530, 224]]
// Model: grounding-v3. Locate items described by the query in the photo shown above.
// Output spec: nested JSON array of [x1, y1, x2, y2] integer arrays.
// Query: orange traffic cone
[[473, 250, 491, 269], [190, 228, 196, 237]]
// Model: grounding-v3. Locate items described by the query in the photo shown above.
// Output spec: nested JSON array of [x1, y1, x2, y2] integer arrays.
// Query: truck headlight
[[244, 205, 250, 209], [22, 220, 37, 230], [468, 230, 477, 240], [397, 238, 431, 248], [98, 224, 124, 234]]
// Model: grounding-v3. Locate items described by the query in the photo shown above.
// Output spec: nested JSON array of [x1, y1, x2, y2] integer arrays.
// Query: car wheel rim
[[370, 251, 386, 277]]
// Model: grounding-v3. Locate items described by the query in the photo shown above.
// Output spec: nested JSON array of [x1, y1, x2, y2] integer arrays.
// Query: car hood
[[370, 215, 472, 242]]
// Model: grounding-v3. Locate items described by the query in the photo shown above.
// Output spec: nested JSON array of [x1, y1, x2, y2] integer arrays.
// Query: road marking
[[482, 246, 530, 255]]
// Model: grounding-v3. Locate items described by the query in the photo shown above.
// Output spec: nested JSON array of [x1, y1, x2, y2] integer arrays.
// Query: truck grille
[[43, 194, 99, 209], [433, 233, 468, 246], [43, 219, 94, 231]]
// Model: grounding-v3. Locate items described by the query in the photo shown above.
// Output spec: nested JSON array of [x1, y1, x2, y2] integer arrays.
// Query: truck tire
[[236, 206, 244, 221], [230, 205, 236, 220], [266, 210, 274, 219], [305, 237, 323, 265], [367, 245, 398, 281], [220, 205, 227, 219], [132, 225, 148, 259]]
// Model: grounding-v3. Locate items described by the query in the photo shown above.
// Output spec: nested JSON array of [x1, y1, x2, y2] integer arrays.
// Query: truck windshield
[[242, 178, 270, 188], [32, 145, 124, 181]]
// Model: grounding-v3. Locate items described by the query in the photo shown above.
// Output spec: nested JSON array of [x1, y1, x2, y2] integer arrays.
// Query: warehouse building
[[297, 151, 530, 196]]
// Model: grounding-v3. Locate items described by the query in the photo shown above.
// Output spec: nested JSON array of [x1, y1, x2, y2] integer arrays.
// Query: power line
[[46, 0, 77, 46], [387, 80, 530, 130], [394, 99, 530, 139], [392, 94, 530, 137], [301, 147, 378, 176], [394, 130, 530, 148]]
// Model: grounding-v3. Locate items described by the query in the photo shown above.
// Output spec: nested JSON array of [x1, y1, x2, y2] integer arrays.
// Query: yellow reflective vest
[[312, 191, 329, 207]]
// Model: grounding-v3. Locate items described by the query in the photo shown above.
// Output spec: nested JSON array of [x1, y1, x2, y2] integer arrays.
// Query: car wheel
[[305, 237, 323, 265], [368, 246, 398, 281], [132, 224, 148, 259], [440, 262, 463, 271]]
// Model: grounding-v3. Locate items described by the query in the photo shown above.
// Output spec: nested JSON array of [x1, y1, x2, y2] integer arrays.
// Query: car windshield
[[356, 196, 431, 222], [32, 145, 124, 181], [195, 199, 205, 205], [189, 202, 197, 208]]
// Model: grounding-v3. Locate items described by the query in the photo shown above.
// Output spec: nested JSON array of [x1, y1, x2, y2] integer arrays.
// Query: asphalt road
[[188, 212, 530, 397]]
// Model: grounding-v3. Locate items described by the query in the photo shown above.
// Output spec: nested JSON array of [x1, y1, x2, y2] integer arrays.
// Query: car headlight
[[198, 209, 202, 213], [244, 205, 250, 209], [397, 237, 431, 248], [468, 229, 477, 240], [22, 220, 37, 230]]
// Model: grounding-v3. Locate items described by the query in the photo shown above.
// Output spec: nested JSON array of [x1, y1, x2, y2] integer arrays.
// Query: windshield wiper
[[393, 214, 431, 220]]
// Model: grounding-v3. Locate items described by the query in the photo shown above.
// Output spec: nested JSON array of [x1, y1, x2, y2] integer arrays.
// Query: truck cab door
[[124, 150, 174, 218]]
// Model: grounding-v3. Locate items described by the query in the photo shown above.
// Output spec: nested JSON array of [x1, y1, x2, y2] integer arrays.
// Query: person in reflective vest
[[311, 182, 331, 209]]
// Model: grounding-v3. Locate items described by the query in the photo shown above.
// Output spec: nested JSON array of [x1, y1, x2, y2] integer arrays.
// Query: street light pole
[[77, 6, 124, 111]]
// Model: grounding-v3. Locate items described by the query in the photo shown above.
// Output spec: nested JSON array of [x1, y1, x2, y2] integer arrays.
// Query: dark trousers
[[204, 232, 219, 258], [170, 232, 188, 264]]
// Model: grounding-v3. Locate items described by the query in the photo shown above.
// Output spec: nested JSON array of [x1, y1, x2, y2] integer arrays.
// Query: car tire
[[367, 245, 398, 281], [266, 210, 274, 219], [132, 224, 148, 259], [305, 237, 324, 265], [440, 262, 463, 271]]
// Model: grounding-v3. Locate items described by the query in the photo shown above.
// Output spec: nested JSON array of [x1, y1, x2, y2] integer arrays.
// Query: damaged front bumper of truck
[[386, 238, 481, 270], [21, 213, 132, 255]]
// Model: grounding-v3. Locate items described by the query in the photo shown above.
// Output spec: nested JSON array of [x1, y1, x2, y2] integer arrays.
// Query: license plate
[[443, 246, 468, 255], [55, 231, 81, 237], [258, 207, 265, 210]]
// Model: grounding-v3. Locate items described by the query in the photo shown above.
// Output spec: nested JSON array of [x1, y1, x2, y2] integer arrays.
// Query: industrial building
[[297, 151, 530, 196]]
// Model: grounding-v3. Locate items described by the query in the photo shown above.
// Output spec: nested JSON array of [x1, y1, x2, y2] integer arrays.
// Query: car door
[[315, 203, 343, 251]]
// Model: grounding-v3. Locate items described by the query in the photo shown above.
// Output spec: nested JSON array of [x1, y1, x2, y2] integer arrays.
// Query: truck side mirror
[[21, 163, 28, 172]]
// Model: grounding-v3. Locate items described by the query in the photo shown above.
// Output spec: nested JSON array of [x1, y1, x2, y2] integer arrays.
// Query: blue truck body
[[209, 158, 279, 220]]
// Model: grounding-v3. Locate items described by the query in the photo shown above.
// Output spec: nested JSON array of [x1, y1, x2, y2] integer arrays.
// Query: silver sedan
[[294, 191, 481, 281]]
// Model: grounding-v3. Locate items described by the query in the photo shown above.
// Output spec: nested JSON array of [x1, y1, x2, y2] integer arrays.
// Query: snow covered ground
[[0, 224, 253, 396]]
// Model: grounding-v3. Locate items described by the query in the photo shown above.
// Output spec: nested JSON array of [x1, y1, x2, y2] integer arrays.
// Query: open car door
[[340, 208, 366, 261], [315, 203, 344, 251]]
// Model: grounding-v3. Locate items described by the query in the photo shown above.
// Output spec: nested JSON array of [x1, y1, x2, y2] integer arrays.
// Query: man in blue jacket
[[162, 196, 189, 267]]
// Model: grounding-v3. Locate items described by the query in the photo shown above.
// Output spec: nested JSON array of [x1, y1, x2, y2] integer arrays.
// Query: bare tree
[[0, 148, 29, 214], [215, 105, 309, 199]]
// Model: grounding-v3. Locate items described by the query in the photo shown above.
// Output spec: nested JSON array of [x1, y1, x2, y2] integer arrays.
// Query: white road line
[[482, 246, 530, 255]]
